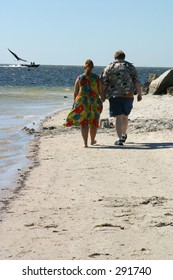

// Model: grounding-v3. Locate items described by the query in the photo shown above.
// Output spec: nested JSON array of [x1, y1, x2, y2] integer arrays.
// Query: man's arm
[[135, 80, 142, 101]]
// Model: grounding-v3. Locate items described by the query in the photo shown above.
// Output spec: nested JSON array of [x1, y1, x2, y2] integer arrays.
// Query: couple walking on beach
[[64, 50, 142, 147]]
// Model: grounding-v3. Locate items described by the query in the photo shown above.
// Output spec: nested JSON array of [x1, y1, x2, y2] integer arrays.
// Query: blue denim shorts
[[109, 97, 134, 117]]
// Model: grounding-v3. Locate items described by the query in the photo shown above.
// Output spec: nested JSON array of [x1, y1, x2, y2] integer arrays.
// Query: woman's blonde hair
[[84, 59, 94, 75]]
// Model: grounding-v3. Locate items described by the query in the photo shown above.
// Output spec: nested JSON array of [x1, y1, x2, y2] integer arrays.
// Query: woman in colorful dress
[[64, 59, 105, 147]]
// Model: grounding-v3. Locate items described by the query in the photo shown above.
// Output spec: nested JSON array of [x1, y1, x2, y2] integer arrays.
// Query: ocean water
[[0, 64, 169, 195]]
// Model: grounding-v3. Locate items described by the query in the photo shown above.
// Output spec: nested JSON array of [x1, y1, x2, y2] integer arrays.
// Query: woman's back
[[78, 73, 100, 97]]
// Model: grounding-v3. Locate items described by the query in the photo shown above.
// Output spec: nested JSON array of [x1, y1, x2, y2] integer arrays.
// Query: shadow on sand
[[90, 142, 173, 150]]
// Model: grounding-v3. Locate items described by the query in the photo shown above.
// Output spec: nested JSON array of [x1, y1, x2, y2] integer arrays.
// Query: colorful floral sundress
[[64, 73, 103, 127]]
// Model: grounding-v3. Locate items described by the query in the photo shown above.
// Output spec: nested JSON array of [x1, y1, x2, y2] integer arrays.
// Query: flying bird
[[8, 48, 27, 62]]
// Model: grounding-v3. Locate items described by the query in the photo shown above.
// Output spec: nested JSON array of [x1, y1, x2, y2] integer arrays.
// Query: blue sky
[[1, 0, 173, 67]]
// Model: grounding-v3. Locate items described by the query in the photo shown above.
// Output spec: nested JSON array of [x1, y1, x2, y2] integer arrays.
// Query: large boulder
[[167, 86, 173, 96], [148, 69, 173, 95], [148, 73, 158, 83], [141, 73, 158, 95], [141, 82, 150, 95]]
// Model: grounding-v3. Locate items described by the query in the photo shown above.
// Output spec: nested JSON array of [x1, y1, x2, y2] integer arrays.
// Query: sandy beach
[[0, 93, 173, 260]]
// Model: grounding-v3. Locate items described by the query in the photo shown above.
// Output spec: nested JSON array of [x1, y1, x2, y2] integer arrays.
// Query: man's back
[[101, 60, 138, 98]]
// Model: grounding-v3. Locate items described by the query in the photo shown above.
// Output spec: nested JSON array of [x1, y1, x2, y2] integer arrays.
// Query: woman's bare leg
[[90, 125, 97, 145], [81, 126, 89, 147]]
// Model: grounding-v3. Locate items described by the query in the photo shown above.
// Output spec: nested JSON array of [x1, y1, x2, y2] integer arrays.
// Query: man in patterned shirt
[[101, 50, 142, 145]]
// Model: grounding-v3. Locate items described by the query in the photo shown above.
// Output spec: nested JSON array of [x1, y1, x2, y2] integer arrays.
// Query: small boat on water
[[8, 48, 40, 68], [21, 62, 40, 68]]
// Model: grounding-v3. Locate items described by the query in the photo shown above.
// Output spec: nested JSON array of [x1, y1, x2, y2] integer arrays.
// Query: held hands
[[101, 96, 105, 102]]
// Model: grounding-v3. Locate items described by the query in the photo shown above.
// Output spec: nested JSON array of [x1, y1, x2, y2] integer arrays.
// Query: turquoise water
[[0, 64, 169, 194], [0, 85, 73, 192]]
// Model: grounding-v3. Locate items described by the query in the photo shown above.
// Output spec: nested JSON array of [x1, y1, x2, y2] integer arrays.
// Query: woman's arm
[[74, 78, 79, 101], [98, 79, 105, 102]]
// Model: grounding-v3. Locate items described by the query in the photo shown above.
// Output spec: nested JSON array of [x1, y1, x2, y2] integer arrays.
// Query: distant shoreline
[[0, 63, 172, 68]]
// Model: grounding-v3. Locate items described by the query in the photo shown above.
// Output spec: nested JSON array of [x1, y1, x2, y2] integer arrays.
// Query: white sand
[[0, 94, 173, 260]]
